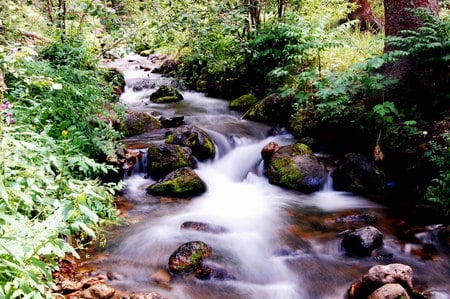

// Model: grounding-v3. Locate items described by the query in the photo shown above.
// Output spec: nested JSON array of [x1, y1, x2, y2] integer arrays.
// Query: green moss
[[270, 157, 303, 188], [147, 167, 206, 197], [291, 143, 313, 156], [230, 94, 258, 111]]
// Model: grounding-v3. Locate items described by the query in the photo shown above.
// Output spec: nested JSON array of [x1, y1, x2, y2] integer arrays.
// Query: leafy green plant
[[0, 30, 123, 297], [425, 133, 450, 216]]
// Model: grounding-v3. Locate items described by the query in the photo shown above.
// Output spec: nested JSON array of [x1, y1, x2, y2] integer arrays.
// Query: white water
[[95, 56, 450, 299]]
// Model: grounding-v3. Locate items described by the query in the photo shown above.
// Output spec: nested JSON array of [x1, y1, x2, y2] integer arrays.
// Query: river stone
[[363, 263, 413, 291], [147, 167, 206, 197], [341, 226, 383, 256], [165, 125, 216, 161], [331, 153, 385, 194], [367, 283, 410, 299], [160, 115, 184, 128], [120, 111, 162, 137], [168, 241, 212, 274], [230, 94, 258, 111], [265, 143, 326, 193], [150, 85, 183, 103], [180, 221, 227, 233], [146, 144, 195, 179], [82, 284, 115, 299]]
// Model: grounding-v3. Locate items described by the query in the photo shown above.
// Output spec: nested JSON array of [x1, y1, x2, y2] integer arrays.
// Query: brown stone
[[364, 263, 413, 291], [368, 283, 410, 299], [82, 284, 115, 299]]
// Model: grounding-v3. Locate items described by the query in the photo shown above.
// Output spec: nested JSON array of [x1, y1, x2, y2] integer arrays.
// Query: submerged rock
[[120, 111, 162, 137], [146, 144, 195, 179], [165, 125, 216, 161], [332, 153, 385, 195], [180, 221, 227, 233], [147, 167, 206, 197], [194, 263, 235, 281], [168, 241, 212, 274], [264, 143, 326, 193], [150, 85, 183, 103], [229, 94, 258, 111], [341, 226, 383, 256]]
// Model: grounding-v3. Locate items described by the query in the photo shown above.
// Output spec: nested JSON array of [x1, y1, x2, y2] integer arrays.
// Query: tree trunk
[[384, 0, 439, 43], [348, 0, 383, 32], [383, 0, 439, 78]]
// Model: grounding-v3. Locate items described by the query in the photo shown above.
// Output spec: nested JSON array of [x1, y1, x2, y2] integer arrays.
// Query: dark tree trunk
[[278, 0, 284, 19], [348, 0, 383, 32], [384, 0, 439, 48]]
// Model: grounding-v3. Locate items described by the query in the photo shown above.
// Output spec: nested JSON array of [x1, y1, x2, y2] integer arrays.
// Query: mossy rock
[[146, 144, 195, 179], [230, 94, 258, 111], [165, 125, 216, 161], [150, 85, 183, 103], [120, 111, 162, 137], [243, 93, 292, 125], [147, 167, 207, 197], [332, 153, 385, 195], [168, 241, 212, 274], [265, 143, 326, 193]]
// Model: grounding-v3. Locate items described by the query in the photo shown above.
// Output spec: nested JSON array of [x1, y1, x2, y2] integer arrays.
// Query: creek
[[89, 56, 450, 299]]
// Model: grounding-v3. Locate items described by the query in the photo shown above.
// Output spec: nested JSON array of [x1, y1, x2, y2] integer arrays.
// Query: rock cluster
[[348, 263, 418, 299]]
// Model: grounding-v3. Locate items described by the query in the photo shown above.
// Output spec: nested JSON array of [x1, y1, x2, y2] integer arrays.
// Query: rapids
[[90, 56, 450, 299]]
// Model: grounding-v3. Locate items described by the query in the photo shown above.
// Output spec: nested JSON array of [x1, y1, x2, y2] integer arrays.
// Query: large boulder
[[147, 167, 207, 197], [341, 226, 383, 256], [168, 241, 212, 274], [264, 143, 326, 193], [150, 85, 183, 103], [229, 94, 258, 111], [331, 153, 385, 194], [146, 144, 195, 179], [120, 111, 162, 137], [165, 125, 216, 161]]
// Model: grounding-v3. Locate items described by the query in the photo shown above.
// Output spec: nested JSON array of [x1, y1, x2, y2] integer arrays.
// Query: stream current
[[90, 56, 450, 299]]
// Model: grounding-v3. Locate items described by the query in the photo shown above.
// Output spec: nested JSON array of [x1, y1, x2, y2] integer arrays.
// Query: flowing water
[[92, 56, 450, 299]]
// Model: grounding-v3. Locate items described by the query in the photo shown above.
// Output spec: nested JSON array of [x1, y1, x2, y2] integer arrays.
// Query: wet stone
[[168, 241, 212, 274], [341, 226, 383, 256], [180, 221, 228, 233]]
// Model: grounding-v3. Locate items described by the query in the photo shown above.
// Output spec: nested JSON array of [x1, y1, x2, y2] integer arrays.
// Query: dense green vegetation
[[0, 1, 125, 297], [0, 0, 448, 297]]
